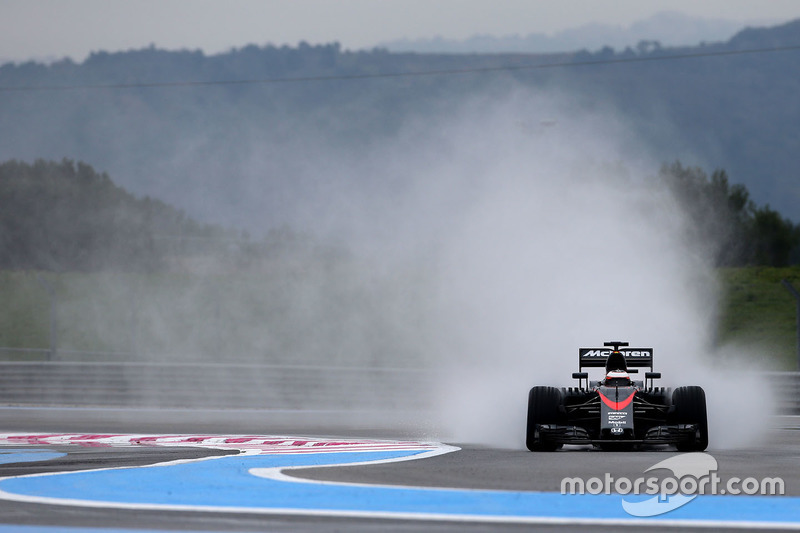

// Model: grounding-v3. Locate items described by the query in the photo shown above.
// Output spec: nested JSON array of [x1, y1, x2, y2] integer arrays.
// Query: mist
[[248, 87, 768, 450], [23, 83, 773, 450]]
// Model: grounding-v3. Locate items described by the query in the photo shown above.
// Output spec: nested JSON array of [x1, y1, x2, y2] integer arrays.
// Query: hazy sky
[[2, 0, 799, 62]]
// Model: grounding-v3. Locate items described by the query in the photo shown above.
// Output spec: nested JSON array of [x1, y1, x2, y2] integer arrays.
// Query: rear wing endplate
[[578, 348, 654, 371]]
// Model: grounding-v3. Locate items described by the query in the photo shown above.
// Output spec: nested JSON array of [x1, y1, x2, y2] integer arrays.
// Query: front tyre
[[526, 386, 563, 452], [672, 386, 709, 451]]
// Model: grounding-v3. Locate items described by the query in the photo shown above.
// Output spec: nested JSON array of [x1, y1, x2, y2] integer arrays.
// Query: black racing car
[[526, 341, 708, 451]]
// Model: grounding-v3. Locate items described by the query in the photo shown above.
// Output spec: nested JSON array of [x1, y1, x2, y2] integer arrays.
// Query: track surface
[[295, 430, 800, 494], [0, 410, 798, 532]]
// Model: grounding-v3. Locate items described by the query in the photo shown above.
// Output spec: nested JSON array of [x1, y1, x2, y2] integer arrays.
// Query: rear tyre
[[672, 386, 709, 451], [526, 386, 563, 452]]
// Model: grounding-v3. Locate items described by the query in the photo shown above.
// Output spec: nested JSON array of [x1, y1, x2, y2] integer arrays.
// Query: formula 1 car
[[526, 341, 708, 451]]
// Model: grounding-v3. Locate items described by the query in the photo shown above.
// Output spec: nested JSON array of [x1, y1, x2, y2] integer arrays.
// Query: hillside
[[380, 11, 748, 53], [0, 20, 798, 233], [0, 159, 238, 271]]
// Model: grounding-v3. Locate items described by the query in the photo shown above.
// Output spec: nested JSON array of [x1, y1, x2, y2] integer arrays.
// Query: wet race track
[[0, 410, 799, 532]]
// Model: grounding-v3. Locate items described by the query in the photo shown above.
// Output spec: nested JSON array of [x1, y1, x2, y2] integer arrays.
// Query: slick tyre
[[526, 386, 563, 452], [672, 386, 709, 451]]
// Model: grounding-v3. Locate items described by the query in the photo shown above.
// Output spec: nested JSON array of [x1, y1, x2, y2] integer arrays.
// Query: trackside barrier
[[0, 363, 798, 414], [0, 361, 436, 410], [764, 371, 800, 415]]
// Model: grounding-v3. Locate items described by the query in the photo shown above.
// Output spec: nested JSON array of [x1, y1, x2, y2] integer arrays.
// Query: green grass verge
[[0, 265, 431, 366], [0, 267, 798, 367], [716, 266, 800, 370]]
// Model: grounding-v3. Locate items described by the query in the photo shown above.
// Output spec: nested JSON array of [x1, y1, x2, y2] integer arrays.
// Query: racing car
[[526, 341, 708, 451]]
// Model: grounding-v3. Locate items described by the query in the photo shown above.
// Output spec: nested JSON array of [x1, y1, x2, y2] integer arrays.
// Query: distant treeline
[[660, 161, 800, 267], [0, 159, 245, 271], [0, 158, 797, 271], [1, 20, 799, 228]]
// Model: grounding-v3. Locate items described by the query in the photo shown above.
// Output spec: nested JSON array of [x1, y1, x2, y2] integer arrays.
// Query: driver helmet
[[605, 369, 631, 383]]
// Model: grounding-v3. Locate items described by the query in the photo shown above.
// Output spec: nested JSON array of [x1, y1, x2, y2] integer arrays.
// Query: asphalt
[[0, 409, 797, 532]]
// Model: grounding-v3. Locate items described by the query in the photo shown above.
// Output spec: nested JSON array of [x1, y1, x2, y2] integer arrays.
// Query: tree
[[659, 161, 800, 266], [659, 162, 751, 266], [750, 205, 800, 267], [0, 159, 237, 271]]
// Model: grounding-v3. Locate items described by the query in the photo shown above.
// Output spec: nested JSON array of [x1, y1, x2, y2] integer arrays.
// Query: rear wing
[[578, 348, 654, 371]]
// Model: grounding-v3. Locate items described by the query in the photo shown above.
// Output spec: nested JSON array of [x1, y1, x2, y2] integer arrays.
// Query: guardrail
[[0, 363, 798, 414], [0, 361, 435, 411], [765, 371, 800, 415]]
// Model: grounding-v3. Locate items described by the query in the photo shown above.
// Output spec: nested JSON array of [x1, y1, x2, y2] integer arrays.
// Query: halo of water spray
[[311, 90, 774, 450], [65, 87, 772, 450]]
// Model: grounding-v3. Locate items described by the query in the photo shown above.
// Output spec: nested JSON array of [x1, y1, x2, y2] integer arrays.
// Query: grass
[[716, 266, 800, 369], [0, 265, 432, 366], [0, 267, 798, 368], [0, 272, 53, 353]]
